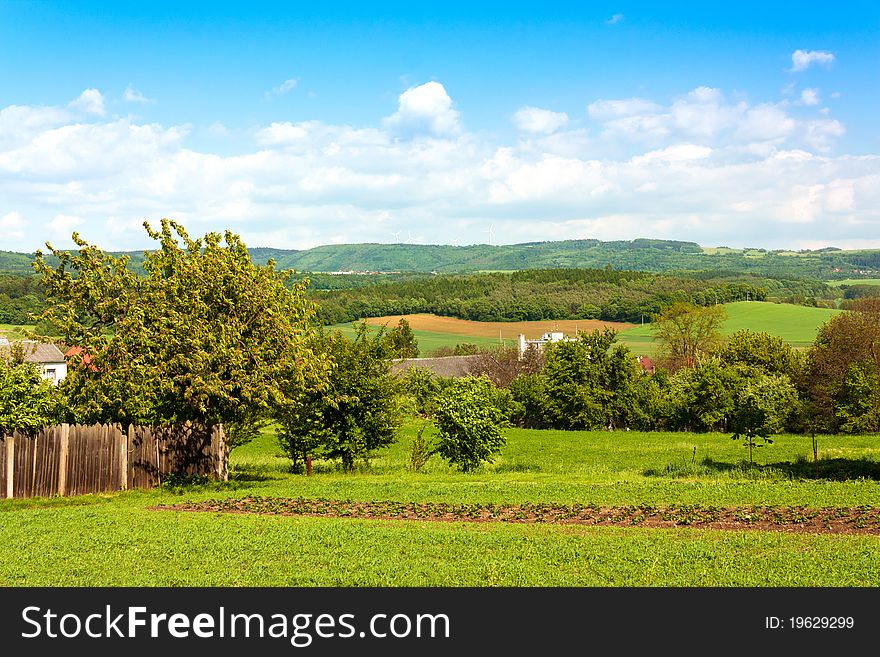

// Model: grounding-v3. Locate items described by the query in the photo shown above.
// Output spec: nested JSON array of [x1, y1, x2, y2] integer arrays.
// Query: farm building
[[0, 339, 67, 385], [516, 331, 575, 357]]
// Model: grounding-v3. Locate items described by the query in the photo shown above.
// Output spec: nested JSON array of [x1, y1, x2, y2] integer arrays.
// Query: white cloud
[[790, 49, 835, 72], [606, 14, 624, 25], [799, 88, 820, 106], [47, 214, 84, 244], [383, 81, 461, 137], [587, 98, 663, 121], [123, 85, 154, 104], [69, 88, 106, 116], [512, 107, 569, 134], [1, 211, 26, 240], [735, 104, 796, 142], [0, 82, 876, 253], [266, 78, 298, 98], [803, 118, 845, 152]]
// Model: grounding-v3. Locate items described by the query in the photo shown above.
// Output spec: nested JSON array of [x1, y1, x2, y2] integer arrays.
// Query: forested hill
[[0, 250, 37, 274], [3, 238, 879, 279]]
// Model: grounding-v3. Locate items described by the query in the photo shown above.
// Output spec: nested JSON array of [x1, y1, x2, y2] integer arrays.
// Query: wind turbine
[[484, 224, 495, 246], [407, 230, 414, 244], [391, 230, 402, 244], [452, 237, 459, 247]]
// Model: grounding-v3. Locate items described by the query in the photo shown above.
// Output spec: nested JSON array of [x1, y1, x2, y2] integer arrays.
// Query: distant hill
[[0, 250, 38, 274], [3, 238, 879, 280]]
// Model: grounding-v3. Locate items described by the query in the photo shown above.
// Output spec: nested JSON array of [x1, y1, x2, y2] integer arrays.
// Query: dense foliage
[[433, 376, 508, 472], [0, 344, 62, 435], [32, 220, 327, 435], [276, 322, 402, 472], [0, 275, 45, 324], [310, 268, 777, 325], [800, 304, 880, 434]]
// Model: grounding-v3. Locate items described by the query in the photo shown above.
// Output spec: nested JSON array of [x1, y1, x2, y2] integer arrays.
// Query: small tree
[[387, 318, 419, 358], [433, 376, 507, 472], [729, 371, 799, 463], [276, 322, 402, 472], [0, 344, 62, 435]]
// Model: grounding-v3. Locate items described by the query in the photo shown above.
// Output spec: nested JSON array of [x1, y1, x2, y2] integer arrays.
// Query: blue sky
[[1, 1, 878, 252]]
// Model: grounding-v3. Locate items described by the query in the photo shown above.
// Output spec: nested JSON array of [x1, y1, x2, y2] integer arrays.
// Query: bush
[[0, 348, 62, 435], [400, 366, 442, 417], [433, 376, 507, 472]]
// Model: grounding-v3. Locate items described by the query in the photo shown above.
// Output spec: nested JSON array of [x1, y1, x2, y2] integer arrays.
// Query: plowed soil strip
[[153, 497, 880, 535]]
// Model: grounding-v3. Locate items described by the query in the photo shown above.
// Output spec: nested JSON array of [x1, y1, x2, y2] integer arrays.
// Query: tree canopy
[[277, 322, 402, 472], [33, 219, 327, 433]]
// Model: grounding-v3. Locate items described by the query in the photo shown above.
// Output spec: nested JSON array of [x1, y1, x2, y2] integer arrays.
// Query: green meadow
[[0, 324, 34, 341], [827, 279, 880, 287], [2, 421, 879, 587], [618, 301, 842, 357]]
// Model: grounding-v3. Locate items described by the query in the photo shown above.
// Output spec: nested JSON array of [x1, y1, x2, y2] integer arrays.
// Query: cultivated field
[[330, 302, 840, 357], [1, 421, 879, 587], [329, 315, 634, 354], [360, 314, 635, 340]]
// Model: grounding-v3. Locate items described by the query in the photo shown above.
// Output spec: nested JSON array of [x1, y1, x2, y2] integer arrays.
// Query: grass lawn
[[1, 420, 879, 587]]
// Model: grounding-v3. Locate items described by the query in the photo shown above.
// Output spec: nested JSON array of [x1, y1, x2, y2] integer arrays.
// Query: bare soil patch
[[361, 314, 635, 340], [153, 498, 880, 536]]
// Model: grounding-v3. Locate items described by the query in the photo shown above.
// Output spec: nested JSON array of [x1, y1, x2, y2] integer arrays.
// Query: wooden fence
[[0, 423, 226, 499]]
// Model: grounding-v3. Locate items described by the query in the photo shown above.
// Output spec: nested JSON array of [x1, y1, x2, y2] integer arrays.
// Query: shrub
[[433, 376, 507, 472]]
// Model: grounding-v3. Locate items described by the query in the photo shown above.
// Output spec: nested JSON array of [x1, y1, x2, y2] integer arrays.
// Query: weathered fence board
[[0, 423, 226, 499]]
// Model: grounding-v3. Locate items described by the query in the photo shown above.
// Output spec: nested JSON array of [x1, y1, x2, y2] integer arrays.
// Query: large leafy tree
[[32, 220, 327, 441], [667, 359, 740, 432], [541, 329, 640, 430], [277, 322, 402, 472], [801, 306, 880, 433], [716, 330, 802, 377], [729, 371, 799, 463]]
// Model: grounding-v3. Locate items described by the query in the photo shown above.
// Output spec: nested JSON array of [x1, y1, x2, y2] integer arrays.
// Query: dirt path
[[153, 497, 880, 536]]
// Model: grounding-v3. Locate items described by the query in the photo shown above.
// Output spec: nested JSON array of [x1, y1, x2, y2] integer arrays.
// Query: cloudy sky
[[1, 2, 878, 252]]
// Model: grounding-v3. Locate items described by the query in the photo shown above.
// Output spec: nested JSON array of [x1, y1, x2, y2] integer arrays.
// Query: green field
[[326, 322, 513, 353], [2, 421, 879, 587], [0, 323, 34, 341], [827, 279, 880, 287], [618, 301, 842, 357]]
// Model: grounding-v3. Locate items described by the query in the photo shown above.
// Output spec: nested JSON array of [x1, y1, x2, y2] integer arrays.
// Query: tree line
[[308, 268, 840, 325], [400, 300, 880, 451]]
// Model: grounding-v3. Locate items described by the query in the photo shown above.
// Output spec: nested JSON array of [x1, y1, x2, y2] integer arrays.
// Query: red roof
[[65, 346, 96, 370]]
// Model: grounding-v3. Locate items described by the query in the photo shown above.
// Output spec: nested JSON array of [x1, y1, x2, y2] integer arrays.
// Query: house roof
[[390, 355, 481, 378], [0, 340, 65, 364]]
